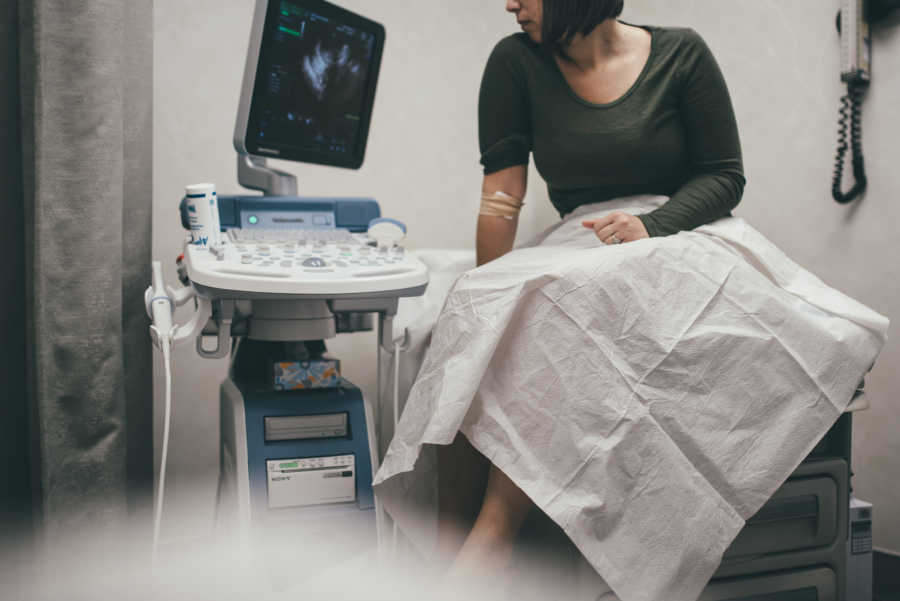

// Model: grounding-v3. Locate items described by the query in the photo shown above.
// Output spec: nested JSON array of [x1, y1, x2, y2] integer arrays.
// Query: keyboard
[[228, 229, 358, 244], [184, 228, 429, 297]]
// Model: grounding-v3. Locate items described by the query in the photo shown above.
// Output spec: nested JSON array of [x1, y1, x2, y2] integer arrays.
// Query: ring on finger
[[608, 234, 622, 245]]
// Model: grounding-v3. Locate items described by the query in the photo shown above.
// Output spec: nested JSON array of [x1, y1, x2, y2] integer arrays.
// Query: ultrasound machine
[[146, 0, 426, 568]]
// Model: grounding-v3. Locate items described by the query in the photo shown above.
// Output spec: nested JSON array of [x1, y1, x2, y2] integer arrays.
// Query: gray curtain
[[15, 0, 154, 543], [1, 0, 32, 556]]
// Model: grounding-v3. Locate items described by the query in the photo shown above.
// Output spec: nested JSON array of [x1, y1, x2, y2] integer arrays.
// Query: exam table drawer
[[724, 474, 839, 558], [700, 566, 836, 601]]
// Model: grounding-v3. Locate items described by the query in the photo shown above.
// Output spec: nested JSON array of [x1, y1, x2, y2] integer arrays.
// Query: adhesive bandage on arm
[[479, 191, 524, 219]]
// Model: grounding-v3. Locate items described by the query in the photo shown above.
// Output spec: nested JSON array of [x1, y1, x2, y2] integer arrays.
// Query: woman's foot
[[442, 465, 533, 594]]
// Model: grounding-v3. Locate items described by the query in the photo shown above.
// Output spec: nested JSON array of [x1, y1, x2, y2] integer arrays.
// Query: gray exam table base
[[700, 392, 868, 601]]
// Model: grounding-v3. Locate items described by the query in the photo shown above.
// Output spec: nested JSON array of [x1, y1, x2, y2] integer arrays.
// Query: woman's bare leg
[[444, 464, 533, 583], [436, 432, 490, 562]]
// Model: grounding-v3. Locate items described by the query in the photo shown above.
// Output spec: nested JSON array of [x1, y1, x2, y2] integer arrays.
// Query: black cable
[[832, 82, 868, 204]]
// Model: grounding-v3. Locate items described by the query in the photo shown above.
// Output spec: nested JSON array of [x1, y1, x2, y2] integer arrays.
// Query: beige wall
[[154, 1, 900, 551]]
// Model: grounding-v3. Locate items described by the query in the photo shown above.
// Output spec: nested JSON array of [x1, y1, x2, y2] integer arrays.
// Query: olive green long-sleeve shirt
[[478, 24, 745, 237]]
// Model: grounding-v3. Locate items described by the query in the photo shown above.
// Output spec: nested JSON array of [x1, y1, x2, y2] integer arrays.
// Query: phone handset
[[833, 0, 871, 204]]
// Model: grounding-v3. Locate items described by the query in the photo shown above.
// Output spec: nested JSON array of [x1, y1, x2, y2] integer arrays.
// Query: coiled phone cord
[[832, 82, 868, 204]]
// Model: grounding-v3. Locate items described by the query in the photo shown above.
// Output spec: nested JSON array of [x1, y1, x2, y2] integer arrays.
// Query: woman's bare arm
[[476, 165, 527, 267]]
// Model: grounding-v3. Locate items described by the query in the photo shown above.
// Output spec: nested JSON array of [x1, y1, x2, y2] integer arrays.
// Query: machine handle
[[195, 300, 234, 359]]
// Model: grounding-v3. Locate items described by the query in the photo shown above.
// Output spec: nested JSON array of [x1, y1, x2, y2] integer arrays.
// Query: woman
[[439, 0, 745, 580], [373, 2, 884, 600]]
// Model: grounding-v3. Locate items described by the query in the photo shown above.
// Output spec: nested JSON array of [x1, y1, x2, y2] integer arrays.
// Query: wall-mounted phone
[[832, 0, 900, 204]]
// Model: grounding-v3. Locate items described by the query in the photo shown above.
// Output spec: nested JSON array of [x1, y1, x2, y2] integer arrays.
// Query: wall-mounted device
[[833, 0, 900, 203]]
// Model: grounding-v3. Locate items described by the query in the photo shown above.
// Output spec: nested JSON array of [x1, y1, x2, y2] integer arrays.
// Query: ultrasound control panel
[[226, 228, 409, 274], [182, 197, 428, 298]]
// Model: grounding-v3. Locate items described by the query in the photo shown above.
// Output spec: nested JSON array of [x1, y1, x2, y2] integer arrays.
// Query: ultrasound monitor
[[234, 0, 385, 194]]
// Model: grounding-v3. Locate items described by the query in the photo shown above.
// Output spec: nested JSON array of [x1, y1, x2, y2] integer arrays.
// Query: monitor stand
[[237, 152, 298, 196]]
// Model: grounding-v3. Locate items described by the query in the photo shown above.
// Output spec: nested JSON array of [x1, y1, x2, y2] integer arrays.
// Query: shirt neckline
[[549, 22, 657, 110]]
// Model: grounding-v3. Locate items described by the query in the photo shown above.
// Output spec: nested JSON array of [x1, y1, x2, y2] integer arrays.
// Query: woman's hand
[[582, 212, 649, 244]]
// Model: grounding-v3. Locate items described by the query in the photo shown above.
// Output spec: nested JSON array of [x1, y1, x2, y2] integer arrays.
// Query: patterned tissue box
[[273, 359, 341, 390]]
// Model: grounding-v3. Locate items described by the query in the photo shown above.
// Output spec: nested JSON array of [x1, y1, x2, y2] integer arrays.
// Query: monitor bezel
[[233, 0, 385, 170]]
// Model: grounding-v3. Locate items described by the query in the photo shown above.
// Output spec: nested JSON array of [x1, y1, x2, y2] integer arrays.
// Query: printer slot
[[701, 566, 836, 601], [724, 476, 838, 559]]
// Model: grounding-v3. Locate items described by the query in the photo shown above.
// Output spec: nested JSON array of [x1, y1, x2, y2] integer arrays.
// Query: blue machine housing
[[179, 195, 381, 233], [236, 378, 375, 520]]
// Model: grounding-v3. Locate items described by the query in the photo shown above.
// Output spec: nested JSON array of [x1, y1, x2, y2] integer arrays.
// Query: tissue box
[[273, 359, 341, 390]]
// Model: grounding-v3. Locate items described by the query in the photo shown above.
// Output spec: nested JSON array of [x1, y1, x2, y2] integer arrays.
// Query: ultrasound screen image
[[249, 1, 377, 159]]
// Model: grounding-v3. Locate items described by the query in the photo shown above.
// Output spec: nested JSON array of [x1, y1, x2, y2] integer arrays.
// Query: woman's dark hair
[[542, 0, 624, 54]]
